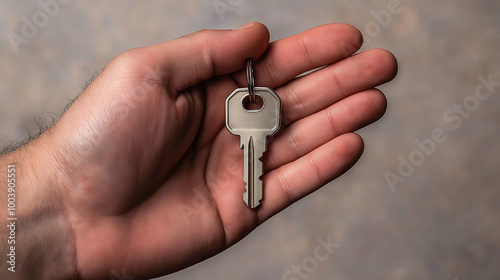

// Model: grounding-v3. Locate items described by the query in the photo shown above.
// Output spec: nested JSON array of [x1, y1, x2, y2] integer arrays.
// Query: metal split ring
[[246, 58, 256, 103]]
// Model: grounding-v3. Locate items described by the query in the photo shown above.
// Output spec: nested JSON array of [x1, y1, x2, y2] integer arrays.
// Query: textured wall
[[1, 1, 499, 279]]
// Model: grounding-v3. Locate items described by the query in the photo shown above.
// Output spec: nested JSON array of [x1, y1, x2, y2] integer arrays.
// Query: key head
[[225, 87, 281, 140]]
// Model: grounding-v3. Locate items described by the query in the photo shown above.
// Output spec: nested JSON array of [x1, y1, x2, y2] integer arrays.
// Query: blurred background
[[1, 1, 499, 279]]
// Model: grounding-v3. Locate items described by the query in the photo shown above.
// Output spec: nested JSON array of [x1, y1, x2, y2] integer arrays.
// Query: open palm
[[49, 22, 397, 279]]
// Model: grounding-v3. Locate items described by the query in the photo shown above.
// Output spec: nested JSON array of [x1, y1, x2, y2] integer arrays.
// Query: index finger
[[232, 23, 363, 88]]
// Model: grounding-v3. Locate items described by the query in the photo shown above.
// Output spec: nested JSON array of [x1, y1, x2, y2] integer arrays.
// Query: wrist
[[0, 137, 79, 279]]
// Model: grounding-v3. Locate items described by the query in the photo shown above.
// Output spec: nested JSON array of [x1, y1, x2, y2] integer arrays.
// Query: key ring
[[246, 58, 256, 103]]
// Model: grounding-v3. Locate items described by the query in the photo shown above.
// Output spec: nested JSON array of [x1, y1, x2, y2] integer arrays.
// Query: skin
[[0, 22, 397, 279]]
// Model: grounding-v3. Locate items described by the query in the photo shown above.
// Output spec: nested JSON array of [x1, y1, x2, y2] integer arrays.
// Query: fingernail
[[235, 22, 255, 30]]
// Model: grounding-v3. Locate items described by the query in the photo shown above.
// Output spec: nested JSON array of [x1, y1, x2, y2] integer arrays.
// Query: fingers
[[192, 23, 366, 149], [263, 89, 386, 172], [259, 48, 395, 172], [253, 47, 397, 221], [232, 23, 363, 88], [278, 48, 398, 124], [125, 22, 270, 91], [257, 133, 364, 222]]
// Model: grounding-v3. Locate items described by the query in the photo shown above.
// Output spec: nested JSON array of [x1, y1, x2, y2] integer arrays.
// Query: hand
[[0, 22, 397, 279]]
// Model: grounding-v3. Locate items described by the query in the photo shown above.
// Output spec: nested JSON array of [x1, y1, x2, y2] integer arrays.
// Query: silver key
[[225, 86, 281, 208]]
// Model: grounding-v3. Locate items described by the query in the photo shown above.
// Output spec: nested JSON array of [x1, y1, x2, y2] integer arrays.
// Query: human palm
[[46, 23, 397, 279]]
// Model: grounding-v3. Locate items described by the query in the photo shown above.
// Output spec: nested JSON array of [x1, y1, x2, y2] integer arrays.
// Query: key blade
[[247, 136, 256, 208], [242, 134, 266, 208]]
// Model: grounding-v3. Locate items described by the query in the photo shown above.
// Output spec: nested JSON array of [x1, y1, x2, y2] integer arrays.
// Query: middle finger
[[277, 48, 397, 125]]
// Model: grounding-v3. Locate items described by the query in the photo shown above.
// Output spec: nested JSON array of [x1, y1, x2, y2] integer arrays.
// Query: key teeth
[[243, 181, 262, 208], [241, 137, 264, 209], [243, 194, 261, 208]]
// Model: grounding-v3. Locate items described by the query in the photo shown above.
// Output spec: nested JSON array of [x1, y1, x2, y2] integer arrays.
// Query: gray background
[[1, 1, 499, 279]]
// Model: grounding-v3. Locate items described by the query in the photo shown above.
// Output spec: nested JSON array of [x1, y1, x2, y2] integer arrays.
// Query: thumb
[[144, 22, 270, 91]]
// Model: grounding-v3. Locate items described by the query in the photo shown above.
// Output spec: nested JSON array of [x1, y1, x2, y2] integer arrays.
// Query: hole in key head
[[242, 94, 264, 111]]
